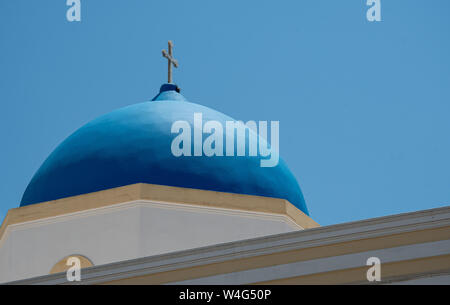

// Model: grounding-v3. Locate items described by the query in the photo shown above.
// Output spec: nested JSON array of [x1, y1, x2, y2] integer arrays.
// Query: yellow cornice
[[0, 183, 319, 241]]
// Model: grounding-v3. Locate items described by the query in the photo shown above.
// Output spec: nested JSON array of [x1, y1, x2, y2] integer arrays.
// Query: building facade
[[1, 83, 449, 284]]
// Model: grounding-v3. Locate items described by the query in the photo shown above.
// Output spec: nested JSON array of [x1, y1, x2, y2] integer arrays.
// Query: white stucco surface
[[0, 200, 300, 283]]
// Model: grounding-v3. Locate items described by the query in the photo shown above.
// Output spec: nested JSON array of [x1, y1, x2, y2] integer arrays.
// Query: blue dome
[[21, 84, 309, 215]]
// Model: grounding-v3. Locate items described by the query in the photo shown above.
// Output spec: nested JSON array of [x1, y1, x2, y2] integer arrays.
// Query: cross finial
[[162, 40, 178, 84]]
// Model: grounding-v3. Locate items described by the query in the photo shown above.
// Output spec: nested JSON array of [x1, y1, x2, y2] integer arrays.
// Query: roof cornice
[[0, 183, 318, 243], [6, 205, 450, 285]]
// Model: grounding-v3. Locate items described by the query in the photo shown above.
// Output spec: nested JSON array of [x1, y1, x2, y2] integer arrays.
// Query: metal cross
[[162, 40, 178, 84]]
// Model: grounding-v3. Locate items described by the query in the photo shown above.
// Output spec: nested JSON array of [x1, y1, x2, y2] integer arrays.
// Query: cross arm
[[162, 50, 179, 68]]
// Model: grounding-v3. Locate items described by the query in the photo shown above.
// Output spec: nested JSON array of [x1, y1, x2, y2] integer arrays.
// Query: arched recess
[[49, 255, 94, 274]]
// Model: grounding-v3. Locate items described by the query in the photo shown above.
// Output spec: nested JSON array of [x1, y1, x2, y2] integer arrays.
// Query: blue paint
[[21, 85, 309, 215]]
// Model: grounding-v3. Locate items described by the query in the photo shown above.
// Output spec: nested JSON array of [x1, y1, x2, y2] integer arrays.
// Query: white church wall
[[0, 200, 300, 283], [0, 205, 141, 283], [137, 201, 299, 257]]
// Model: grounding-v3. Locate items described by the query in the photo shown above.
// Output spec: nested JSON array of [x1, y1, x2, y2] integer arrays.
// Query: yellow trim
[[255, 255, 450, 285], [101, 226, 450, 285], [0, 183, 319, 241]]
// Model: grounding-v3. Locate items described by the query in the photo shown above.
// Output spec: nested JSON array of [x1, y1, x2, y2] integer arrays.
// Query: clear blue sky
[[1, 1, 449, 226]]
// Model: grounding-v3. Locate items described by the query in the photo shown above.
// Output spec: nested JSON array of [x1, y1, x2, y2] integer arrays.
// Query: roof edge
[[1, 183, 319, 242]]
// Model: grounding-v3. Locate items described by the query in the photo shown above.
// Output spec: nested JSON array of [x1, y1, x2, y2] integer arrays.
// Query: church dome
[[21, 84, 309, 215]]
